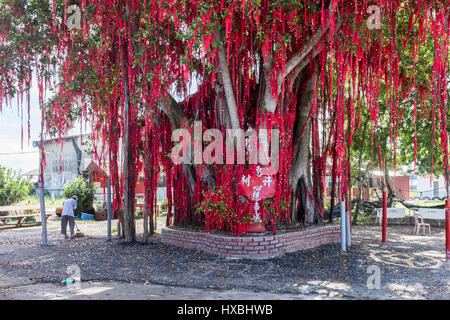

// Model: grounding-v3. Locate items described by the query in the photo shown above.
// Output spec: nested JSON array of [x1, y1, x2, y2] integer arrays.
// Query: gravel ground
[[0, 215, 448, 300]]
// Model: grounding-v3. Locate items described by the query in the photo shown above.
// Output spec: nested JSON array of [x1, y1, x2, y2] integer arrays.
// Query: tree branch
[[288, 46, 322, 91], [156, 95, 184, 129], [282, 0, 341, 87], [263, 1, 340, 113], [283, 25, 330, 82], [215, 29, 241, 130]]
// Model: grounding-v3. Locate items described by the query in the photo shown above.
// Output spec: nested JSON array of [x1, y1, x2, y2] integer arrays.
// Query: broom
[[73, 220, 85, 238]]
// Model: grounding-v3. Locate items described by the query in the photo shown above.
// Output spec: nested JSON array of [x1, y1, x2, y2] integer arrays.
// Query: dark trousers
[[61, 215, 75, 236]]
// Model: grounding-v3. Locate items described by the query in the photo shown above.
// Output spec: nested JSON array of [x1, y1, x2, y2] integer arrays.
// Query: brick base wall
[[161, 225, 341, 259]]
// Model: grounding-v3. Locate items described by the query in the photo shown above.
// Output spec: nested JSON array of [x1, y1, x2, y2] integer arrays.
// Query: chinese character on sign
[[238, 165, 276, 232], [242, 175, 250, 187]]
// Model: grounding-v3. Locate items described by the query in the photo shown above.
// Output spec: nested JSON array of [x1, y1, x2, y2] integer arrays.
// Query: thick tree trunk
[[312, 117, 324, 221], [215, 30, 240, 130], [289, 69, 318, 225], [157, 98, 198, 225], [121, 38, 136, 243], [108, 108, 122, 222], [143, 127, 152, 243], [384, 164, 394, 207], [353, 121, 368, 225], [328, 117, 338, 224], [353, 166, 364, 225], [109, 42, 123, 225], [143, 203, 149, 243]]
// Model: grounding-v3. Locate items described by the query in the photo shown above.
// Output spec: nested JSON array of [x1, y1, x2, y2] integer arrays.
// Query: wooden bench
[[0, 205, 52, 227], [375, 208, 406, 225]]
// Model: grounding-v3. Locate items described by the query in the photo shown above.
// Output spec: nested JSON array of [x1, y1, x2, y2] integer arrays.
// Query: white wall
[[411, 175, 446, 199], [43, 136, 92, 196]]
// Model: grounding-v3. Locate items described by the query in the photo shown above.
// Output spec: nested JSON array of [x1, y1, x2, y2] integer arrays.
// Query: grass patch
[[20, 194, 65, 210]]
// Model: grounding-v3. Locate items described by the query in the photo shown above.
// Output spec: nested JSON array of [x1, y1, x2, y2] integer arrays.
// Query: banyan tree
[[0, 1, 448, 242]]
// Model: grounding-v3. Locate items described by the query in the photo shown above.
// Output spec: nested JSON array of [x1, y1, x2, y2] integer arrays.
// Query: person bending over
[[61, 195, 77, 239]]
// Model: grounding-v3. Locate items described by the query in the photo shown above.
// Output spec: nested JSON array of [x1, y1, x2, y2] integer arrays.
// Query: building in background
[[325, 170, 411, 202], [388, 175, 410, 200], [22, 168, 39, 184], [33, 135, 95, 198], [135, 170, 168, 201], [32, 134, 170, 203], [410, 175, 447, 200]]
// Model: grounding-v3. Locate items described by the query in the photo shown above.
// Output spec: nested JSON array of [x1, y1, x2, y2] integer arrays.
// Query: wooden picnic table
[[0, 205, 52, 227]]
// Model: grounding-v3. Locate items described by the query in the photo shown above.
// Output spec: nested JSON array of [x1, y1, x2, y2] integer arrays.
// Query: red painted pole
[[445, 200, 450, 263], [382, 191, 387, 244]]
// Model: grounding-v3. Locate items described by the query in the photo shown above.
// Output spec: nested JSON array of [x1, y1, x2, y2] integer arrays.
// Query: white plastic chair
[[413, 214, 431, 235]]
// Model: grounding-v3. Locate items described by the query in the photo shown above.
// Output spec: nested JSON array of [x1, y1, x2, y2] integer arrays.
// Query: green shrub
[[28, 184, 36, 196], [63, 177, 96, 215], [0, 166, 32, 206], [160, 199, 168, 212]]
